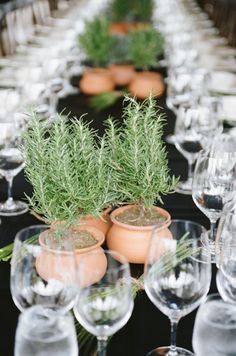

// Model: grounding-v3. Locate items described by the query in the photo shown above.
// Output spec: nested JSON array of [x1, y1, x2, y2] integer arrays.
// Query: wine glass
[[73, 250, 134, 356], [192, 294, 236, 356], [0, 120, 28, 216], [144, 219, 211, 356], [174, 101, 222, 194], [10, 225, 78, 313], [14, 305, 78, 356], [192, 149, 236, 262]]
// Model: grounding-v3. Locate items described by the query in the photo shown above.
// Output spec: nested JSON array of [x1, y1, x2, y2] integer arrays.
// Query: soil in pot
[[115, 205, 166, 226]]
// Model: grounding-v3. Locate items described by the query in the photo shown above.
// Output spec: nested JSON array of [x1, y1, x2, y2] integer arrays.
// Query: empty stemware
[[0, 120, 28, 216], [192, 147, 236, 262], [10, 225, 78, 313], [144, 219, 211, 356], [73, 249, 134, 356]]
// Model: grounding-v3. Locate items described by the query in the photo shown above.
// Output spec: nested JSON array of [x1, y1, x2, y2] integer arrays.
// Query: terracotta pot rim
[[39, 225, 105, 255], [110, 204, 171, 231], [81, 207, 112, 221]]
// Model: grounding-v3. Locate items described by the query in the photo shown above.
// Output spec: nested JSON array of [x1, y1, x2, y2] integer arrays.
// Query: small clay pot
[[80, 68, 115, 95], [109, 22, 150, 35], [106, 205, 171, 264], [128, 71, 165, 99], [109, 22, 130, 35], [79, 207, 112, 236], [109, 64, 136, 86], [36, 225, 107, 285]]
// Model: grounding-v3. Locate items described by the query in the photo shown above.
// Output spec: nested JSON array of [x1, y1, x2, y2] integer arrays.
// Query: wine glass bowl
[[10, 225, 78, 313], [192, 149, 236, 261], [144, 219, 211, 356], [73, 250, 134, 356], [174, 97, 223, 195], [0, 121, 28, 216]]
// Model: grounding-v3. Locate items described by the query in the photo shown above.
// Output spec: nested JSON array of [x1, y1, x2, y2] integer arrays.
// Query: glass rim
[[153, 218, 207, 234], [14, 224, 49, 242]]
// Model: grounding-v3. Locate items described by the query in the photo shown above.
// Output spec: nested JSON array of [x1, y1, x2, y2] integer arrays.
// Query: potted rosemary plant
[[105, 96, 177, 263], [22, 112, 114, 272], [78, 16, 115, 95], [127, 26, 165, 99], [107, 0, 154, 34]]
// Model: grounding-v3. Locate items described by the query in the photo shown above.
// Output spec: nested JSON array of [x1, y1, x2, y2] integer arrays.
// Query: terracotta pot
[[106, 205, 171, 264], [36, 225, 107, 286], [79, 207, 112, 236], [80, 68, 115, 95], [109, 64, 136, 86], [128, 71, 165, 99], [109, 22, 150, 35], [109, 22, 130, 35]]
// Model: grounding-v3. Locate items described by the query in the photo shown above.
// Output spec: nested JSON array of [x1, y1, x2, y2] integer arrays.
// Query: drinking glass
[[192, 294, 236, 356], [73, 250, 134, 356], [215, 198, 236, 266], [14, 305, 78, 356], [144, 219, 211, 356], [174, 102, 222, 194], [192, 150, 236, 261], [0, 121, 28, 216], [11, 225, 78, 313]]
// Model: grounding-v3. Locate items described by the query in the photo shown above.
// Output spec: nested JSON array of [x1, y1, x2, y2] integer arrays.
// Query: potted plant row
[[78, 15, 165, 105], [107, 0, 154, 34]]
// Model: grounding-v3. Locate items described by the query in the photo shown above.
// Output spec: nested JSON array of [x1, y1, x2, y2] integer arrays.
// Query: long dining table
[[0, 72, 218, 356]]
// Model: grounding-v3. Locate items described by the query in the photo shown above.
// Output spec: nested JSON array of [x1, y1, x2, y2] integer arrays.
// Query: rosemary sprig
[[149, 233, 201, 277], [89, 91, 124, 112], [0, 234, 39, 262]]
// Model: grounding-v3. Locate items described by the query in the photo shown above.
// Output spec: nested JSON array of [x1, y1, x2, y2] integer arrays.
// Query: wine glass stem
[[209, 220, 217, 244], [169, 320, 179, 356], [97, 336, 107, 356], [6, 175, 14, 202], [187, 160, 194, 182]]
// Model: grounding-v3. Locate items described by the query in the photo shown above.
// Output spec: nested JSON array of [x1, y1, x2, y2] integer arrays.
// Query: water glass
[[14, 305, 78, 356], [192, 294, 236, 356]]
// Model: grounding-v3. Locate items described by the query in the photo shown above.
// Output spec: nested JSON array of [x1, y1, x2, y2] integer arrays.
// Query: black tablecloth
[[0, 87, 217, 356]]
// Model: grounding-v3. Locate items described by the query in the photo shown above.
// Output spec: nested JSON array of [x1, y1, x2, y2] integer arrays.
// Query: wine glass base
[[147, 346, 194, 356], [0, 200, 28, 216], [175, 180, 192, 195]]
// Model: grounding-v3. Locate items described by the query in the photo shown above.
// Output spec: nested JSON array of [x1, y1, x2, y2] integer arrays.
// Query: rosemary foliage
[[104, 95, 177, 211], [127, 26, 164, 69], [23, 113, 114, 225], [78, 16, 114, 67], [89, 91, 123, 112]]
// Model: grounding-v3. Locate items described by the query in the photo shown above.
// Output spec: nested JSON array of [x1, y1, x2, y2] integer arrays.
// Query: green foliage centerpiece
[[127, 25, 164, 70], [23, 112, 115, 252], [106, 95, 177, 263], [78, 16, 116, 95], [78, 16, 114, 68]]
